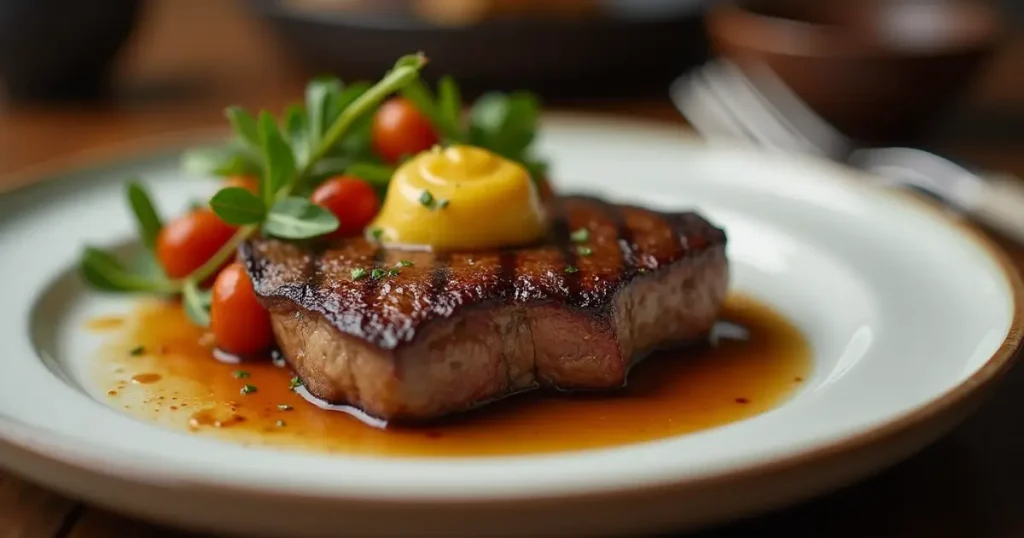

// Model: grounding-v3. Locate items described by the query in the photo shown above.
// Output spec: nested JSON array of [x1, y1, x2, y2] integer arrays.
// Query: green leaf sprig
[[80, 53, 429, 325]]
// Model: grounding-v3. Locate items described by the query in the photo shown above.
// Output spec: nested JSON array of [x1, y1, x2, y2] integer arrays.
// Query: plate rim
[[0, 112, 1022, 505]]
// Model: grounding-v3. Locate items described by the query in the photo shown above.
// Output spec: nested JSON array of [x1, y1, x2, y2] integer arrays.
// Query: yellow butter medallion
[[369, 145, 548, 250]]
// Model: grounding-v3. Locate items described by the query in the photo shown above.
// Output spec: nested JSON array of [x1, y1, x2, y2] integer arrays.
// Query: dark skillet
[[245, 0, 712, 101]]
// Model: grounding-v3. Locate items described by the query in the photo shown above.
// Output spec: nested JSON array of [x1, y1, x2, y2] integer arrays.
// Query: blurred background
[[0, 0, 1021, 175]]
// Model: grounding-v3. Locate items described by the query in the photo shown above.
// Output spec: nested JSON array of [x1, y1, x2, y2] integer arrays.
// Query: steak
[[240, 195, 729, 422]]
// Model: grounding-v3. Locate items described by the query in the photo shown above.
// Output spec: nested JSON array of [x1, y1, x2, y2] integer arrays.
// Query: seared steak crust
[[241, 195, 729, 421]]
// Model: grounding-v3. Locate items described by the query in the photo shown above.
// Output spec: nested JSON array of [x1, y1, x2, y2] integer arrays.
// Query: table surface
[[2, 1, 1024, 537]]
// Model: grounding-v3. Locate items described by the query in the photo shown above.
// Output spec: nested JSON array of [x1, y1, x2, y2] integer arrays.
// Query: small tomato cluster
[[155, 97, 437, 357]]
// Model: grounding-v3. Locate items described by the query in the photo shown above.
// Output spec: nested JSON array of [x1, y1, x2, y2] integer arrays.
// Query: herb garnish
[[277, 404, 293, 411], [370, 268, 386, 280], [275, 420, 287, 427], [232, 370, 250, 379], [576, 246, 593, 256], [240, 384, 258, 395], [351, 268, 368, 280], [570, 228, 589, 243], [78, 54, 429, 326], [417, 190, 449, 211], [387, 268, 401, 277], [418, 190, 435, 207], [397, 260, 414, 267], [289, 376, 303, 391], [129, 345, 145, 356], [564, 266, 579, 274]]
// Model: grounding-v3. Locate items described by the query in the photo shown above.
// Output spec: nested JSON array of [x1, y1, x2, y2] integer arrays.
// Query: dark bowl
[[246, 0, 712, 101], [0, 0, 143, 102], [706, 0, 1005, 146]]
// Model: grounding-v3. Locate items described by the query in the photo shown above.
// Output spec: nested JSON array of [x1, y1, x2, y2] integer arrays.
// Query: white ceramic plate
[[0, 115, 1020, 538]]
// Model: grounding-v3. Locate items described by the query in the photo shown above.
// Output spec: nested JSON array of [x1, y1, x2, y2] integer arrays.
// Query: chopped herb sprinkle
[[570, 228, 590, 243], [419, 190, 435, 207], [232, 370, 250, 379], [271, 350, 287, 368], [398, 260, 414, 267], [370, 227, 384, 240], [370, 268, 386, 280], [351, 267, 368, 280], [275, 420, 287, 427], [128, 345, 145, 356], [240, 384, 257, 395], [277, 404, 293, 411], [436, 199, 450, 209], [576, 246, 593, 256], [387, 268, 401, 277], [564, 266, 579, 274], [289, 376, 303, 390]]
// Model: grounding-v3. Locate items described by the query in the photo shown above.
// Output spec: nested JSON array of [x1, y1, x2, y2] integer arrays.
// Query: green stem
[[187, 224, 257, 284], [293, 54, 427, 194]]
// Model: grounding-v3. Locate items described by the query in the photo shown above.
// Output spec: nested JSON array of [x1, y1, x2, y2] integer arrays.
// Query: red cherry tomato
[[372, 97, 439, 163], [310, 176, 381, 238], [210, 262, 274, 356], [156, 209, 236, 279], [223, 175, 259, 194]]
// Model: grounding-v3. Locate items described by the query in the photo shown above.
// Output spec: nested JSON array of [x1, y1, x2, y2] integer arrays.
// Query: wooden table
[[2, 1, 1024, 537]]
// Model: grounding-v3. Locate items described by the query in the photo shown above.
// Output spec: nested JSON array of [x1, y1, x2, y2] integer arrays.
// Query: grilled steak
[[241, 195, 729, 422]]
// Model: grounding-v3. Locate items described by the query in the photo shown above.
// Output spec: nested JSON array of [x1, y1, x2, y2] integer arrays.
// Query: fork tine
[[700, 61, 807, 153], [674, 64, 795, 153], [712, 61, 825, 155], [672, 59, 854, 160], [731, 61, 851, 158], [671, 70, 754, 143]]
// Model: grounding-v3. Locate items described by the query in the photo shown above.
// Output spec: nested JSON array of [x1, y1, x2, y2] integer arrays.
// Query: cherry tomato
[[311, 176, 380, 238], [156, 209, 236, 279], [210, 262, 274, 356], [223, 175, 259, 194], [372, 97, 439, 163]]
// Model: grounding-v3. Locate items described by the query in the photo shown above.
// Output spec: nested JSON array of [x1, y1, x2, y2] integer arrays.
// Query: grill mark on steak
[[358, 245, 387, 336], [550, 200, 581, 303], [591, 196, 638, 277], [428, 251, 453, 318], [304, 242, 328, 305], [497, 249, 517, 299]]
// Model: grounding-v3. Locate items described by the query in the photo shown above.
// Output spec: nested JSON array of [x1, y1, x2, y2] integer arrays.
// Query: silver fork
[[670, 59, 1024, 245]]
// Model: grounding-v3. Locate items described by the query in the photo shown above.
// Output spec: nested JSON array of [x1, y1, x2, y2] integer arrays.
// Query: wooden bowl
[[706, 0, 1004, 146]]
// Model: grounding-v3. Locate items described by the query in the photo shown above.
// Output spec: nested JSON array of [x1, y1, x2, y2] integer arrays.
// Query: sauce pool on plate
[[89, 294, 811, 457]]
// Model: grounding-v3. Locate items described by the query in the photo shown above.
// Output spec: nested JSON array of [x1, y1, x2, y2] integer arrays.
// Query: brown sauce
[[90, 294, 811, 457]]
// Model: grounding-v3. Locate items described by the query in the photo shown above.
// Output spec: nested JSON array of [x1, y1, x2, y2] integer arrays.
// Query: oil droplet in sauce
[[90, 295, 811, 457], [130, 373, 162, 384], [85, 315, 125, 332]]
